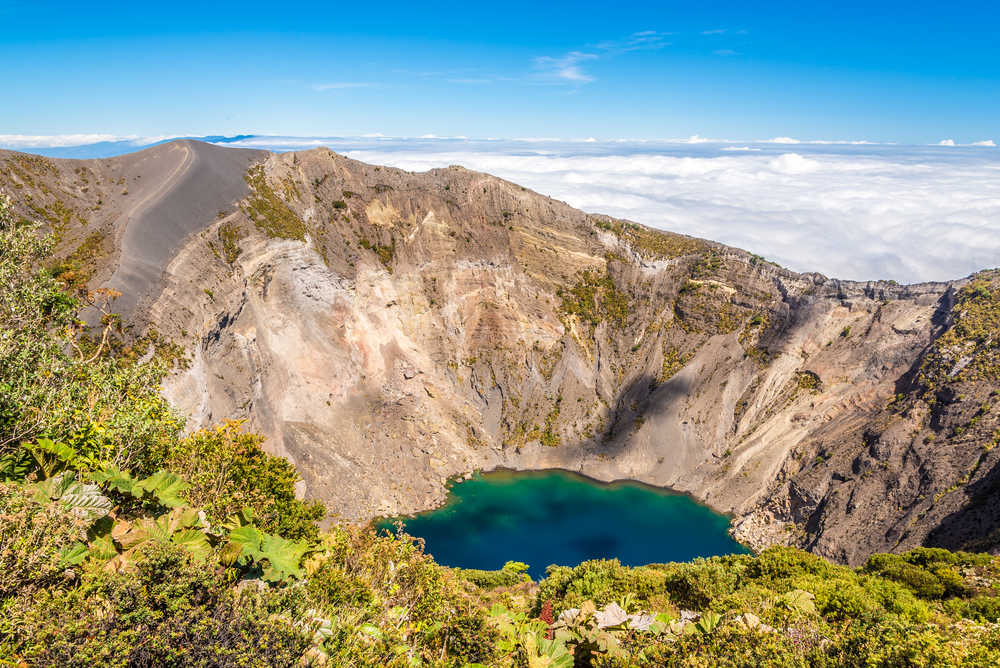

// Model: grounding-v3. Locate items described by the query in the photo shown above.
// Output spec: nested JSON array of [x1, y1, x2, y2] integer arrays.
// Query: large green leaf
[[131, 470, 190, 508], [777, 589, 817, 615], [171, 529, 212, 561], [92, 466, 137, 494], [30, 471, 112, 520], [0, 449, 33, 481], [94, 467, 191, 508], [88, 531, 119, 561], [258, 533, 310, 582], [221, 522, 264, 566], [59, 542, 90, 567], [32, 438, 78, 465]]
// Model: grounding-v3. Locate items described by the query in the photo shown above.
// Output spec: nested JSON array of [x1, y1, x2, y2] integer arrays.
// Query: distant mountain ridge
[[2, 139, 999, 565]]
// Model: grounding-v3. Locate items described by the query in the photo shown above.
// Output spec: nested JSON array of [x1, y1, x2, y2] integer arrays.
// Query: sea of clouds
[[5, 134, 999, 284], [223, 136, 1000, 284]]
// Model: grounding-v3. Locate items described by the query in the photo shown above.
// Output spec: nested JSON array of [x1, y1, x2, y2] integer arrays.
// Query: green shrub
[[663, 556, 745, 609], [162, 421, 324, 540], [536, 559, 669, 613], [0, 482, 87, 603], [457, 560, 531, 589], [946, 595, 1000, 622], [0, 193, 181, 476], [3, 541, 312, 667], [863, 550, 969, 600], [638, 626, 816, 667]]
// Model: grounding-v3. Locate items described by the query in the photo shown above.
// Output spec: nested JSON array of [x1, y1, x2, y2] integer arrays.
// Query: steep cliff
[[3, 140, 998, 564]]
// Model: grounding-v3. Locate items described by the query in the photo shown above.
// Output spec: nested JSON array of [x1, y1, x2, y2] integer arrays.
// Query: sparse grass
[[243, 165, 308, 240], [594, 216, 705, 259], [919, 272, 1000, 390], [539, 399, 562, 447], [218, 222, 243, 265], [660, 346, 693, 383], [795, 370, 822, 394], [359, 237, 395, 272], [557, 269, 629, 329], [49, 230, 108, 291]]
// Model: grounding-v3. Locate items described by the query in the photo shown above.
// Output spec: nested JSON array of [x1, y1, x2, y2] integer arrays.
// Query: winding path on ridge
[[105, 140, 266, 315]]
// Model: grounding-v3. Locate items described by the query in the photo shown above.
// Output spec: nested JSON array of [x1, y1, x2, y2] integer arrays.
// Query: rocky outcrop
[[3, 141, 999, 564]]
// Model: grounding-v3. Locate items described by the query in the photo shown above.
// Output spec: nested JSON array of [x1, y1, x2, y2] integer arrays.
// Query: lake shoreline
[[375, 468, 750, 578]]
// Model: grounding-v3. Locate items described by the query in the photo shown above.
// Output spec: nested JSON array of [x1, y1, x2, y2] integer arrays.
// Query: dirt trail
[[104, 140, 267, 315]]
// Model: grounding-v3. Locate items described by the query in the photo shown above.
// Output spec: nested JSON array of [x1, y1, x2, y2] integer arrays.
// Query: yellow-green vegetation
[[691, 250, 724, 277], [456, 560, 531, 588], [739, 312, 772, 365], [47, 229, 108, 292], [739, 312, 770, 346], [359, 237, 396, 272], [110, 327, 191, 371], [243, 165, 308, 240], [216, 221, 243, 264], [593, 217, 705, 259], [673, 280, 742, 335], [558, 269, 629, 329], [795, 370, 823, 394], [540, 399, 562, 447], [919, 273, 1000, 391], [0, 154, 57, 192], [6, 192, 1000, 666], [659, 346, 693, 384]]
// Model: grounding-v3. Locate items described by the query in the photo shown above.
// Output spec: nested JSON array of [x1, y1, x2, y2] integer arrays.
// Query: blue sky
[[2, 0, 998, 143]]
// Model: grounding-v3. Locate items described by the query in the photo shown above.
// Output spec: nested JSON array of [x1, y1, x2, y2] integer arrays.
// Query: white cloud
[[593, 30, 671, 53], [327, 140, 1000, 284], [0, 133, 135, 148], [972, 140, 996, 147], [534, 51, 598, 83], [533, 30, 671, 85], [938, 139, 956, 146], [702, 29, 727, 35]]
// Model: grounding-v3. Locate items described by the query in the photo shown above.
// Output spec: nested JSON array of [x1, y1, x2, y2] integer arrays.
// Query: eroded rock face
[[4, 141, 1000, 564]]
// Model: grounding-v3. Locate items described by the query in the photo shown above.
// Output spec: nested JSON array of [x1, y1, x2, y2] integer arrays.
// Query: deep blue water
[[377, 469, 748, 580]]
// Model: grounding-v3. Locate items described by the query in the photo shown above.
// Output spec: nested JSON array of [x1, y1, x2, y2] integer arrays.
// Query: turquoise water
[[377, 469, 748, 580]]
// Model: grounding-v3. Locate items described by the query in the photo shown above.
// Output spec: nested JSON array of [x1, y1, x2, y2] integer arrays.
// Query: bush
[[663, 556, 745, 610], [0, 482, 86, 603], [3, 542, 312, 667], [535, 559, 669, 614], [638, 626, 816, 667], [457, 560, 531, 589], [0, 193, 181, 476], [863, 551, 969, 600], [163, 421, 324, 540]]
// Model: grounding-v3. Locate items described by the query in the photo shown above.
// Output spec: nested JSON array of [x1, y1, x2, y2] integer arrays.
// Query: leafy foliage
[[29, 471, 112, 521], [93, 466, 191, 508], [162, 421, 324, 539], [0, 193, 181, 474]]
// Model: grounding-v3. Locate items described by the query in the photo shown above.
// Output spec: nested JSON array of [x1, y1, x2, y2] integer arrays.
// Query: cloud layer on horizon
[[328, 142, 1000, 284], [5, 135, 999, 284]]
